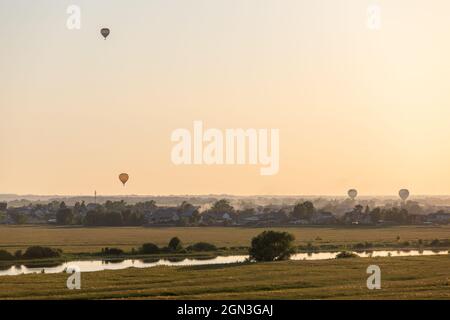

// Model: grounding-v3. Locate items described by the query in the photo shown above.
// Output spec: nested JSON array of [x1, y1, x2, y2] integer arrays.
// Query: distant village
[[1, 197, 450, 227]]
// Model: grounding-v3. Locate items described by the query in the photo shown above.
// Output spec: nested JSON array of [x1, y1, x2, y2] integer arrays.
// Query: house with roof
[[178, 206, 200, 221], [148, 207, 180, 225], [310, 211, 337, 225], [426, 211, 450, 224], [199, 211, 233, 225]]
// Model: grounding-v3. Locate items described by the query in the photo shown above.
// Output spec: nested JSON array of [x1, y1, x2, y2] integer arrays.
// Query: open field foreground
[[0, 255, 448, 299], [0, 225, 450, 253]]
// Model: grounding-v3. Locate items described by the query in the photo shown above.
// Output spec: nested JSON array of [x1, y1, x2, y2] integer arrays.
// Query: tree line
[[49, 198, 435, 226]]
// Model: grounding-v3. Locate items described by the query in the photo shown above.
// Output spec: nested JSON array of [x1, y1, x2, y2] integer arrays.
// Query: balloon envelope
[[119, 173, 129, 186], [348, 189, 358, 199], [399, 189, 409, 201], [101, 28, 110, 39]]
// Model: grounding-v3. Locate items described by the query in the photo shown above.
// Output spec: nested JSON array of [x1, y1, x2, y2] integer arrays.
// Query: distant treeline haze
[[1, 198, 450, 226]]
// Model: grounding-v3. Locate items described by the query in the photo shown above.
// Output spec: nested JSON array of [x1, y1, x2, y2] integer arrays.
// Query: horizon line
[[3, 193, 450, 198]]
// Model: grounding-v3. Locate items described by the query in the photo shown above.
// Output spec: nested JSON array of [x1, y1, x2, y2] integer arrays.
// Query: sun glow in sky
[[2, 0, 450, 196]]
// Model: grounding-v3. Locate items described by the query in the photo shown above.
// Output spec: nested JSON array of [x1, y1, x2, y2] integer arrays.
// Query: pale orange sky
[[1, 0, 450, 196]]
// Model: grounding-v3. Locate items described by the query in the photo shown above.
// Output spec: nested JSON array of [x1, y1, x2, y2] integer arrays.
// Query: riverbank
[[1, 244, 449, 270], [0, 255, 449, 299], [1, 249, 448, 276], [1, 225, 449, 267], [0, 249, 247, 269]]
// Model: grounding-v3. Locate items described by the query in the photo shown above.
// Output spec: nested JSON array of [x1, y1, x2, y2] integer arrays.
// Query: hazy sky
[[2, 0, 450, 196]]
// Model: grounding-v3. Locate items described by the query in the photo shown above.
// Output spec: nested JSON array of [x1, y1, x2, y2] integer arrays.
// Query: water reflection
[[0, 255, 248, 276], [22, 262, 60, 269], [0, 250, 447, 276], [104, 260, 124, 264], [290, 249, 448, 260]]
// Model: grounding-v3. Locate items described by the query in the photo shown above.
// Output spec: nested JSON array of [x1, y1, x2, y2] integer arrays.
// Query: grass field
[[0, 225, 449, 253], [0, 225, 449, 299], [0, 255, 449, 299]]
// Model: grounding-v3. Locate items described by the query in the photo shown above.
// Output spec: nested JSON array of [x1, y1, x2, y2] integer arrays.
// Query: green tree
[[56, 208, 74, 225], [12, 213, 28, 224], [369, 207, 382, 223], [168, 237, 182, 252], [292, 201, 315, 220], [14, 250, 22, 259], [104, 211, 123, 226], [73, 202, 81, 215], [105, 200, 127, 212], [353, 205, 364, 214], [210, 199, 235, 214], [22, 246, 61, 259], [249, 230, 295, 262], [178, 201, 194, 212], [134, 200, 157, 212], [80, 201, 86, 212], [0, 250, 14, 261], [84, 210, 101, 226], [186, 242, 217, 252], [140, 243, 159, 254], [388, 208, 409, 224]]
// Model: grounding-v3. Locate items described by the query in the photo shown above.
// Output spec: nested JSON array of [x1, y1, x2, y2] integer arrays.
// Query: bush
[[14, 250, 22, 259], [301, 242, 318, 251], [140, 243, 160, 254], [101, 247, 124, 255], [353, 243, 365, 249], [319, 244, 339, 250], [168, 237, 183, 252], [336, 251, 358, 259], [249, 230, 295, 262], [187, 242, 217, 252], [22, 246, 61, 259], [428, 239, 450, 247], [353, 242, 373, 250], [430, 239, 440, 247], [0, 250, 14, 261]]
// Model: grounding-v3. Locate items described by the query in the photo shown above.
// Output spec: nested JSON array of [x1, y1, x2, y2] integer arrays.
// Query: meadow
[[0, 225, 449, 253], [0, 255, 448, 299]]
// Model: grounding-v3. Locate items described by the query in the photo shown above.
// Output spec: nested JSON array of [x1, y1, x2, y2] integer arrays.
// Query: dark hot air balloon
[[348, 189, 358, 200], [101, 28, 110, 39], [399, 189, 410, 201]]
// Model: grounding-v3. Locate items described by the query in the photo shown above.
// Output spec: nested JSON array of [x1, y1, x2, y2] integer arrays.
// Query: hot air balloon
[[399, 189, 409, 201], [100, 28, 110, 39], [348, 189, 358, 200], [119, 173, 129, 186]]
